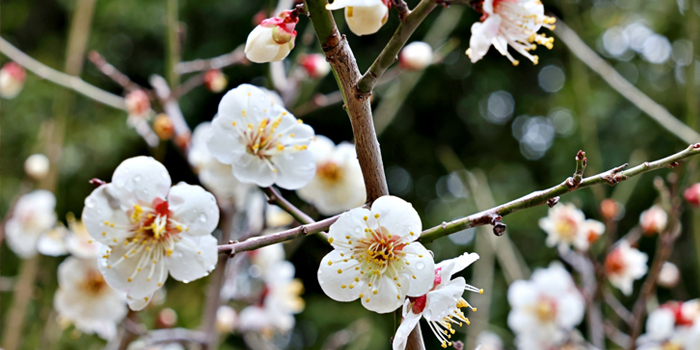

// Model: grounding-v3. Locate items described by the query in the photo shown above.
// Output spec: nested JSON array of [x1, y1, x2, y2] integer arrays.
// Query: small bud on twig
[[547, 196, 560, 208], [89, 178, 106, 187]]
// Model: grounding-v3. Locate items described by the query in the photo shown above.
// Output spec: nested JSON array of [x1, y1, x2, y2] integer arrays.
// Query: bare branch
[[262, 187, 315, 225], [0, 37, 126, 110], [292, 91, 344, 117], [88, 51, 142, 92], [603, 289, 634, 326], [175, 45, 247, 74]]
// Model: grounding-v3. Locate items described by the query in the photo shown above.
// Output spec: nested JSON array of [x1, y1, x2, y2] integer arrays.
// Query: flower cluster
[[637, 300, 700, 350], [538, 202, 605, 252]]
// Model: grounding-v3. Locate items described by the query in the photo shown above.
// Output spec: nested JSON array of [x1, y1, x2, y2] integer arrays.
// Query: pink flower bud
[[684, 183, 700, 206], [204, 69, 228, 93], [156, 308, 178, 328], [0, 62, 26, 99], [299, 54, 331, 79], [125, 89, 150, 117], [215, 305, 238, 333], [399, 42, 433, 71], [639, 205, 667, 236], [657, 262, 680, 288], [245, 10, 298, 63]]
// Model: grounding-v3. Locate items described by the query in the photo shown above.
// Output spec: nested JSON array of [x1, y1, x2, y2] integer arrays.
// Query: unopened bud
[[204, 69, 228, 93], [215, 305, 238, 333], [125, 89, 150, 118], [299, 54, 331, 79], [684, 183, 700, 207], [640, 205, 668, 235], [399, 42, 434, 71], [156, 308, 178, 328], [600, 199, 622, 221], [153, 114, 175, 140], [657, 262, 680, 288], [245, 10, 298, 63], [335, 3, 389, 36], [24, 154, 50, 180], [0, 62, 26, 99]]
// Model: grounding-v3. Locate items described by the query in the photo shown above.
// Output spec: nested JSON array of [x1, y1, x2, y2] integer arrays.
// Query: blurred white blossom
[[538, 203, 604, 252], [640, 205, 668, 235], [0, 61, 26, 99], [605, 240, 648, 296], [326, 0, 389, 36], [24, 153, 50, 180], [5, 190, 59, 258], [399, 42, 434, 71]]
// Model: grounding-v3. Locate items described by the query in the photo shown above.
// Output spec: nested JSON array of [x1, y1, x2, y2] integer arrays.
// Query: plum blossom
[[317, 195, 435, 314], [466, 0, 556, 65], [54, 256, 128, 340], [640, 205, 668, 235], [297, 136, 366, 215], [63, 212, 102, 259], [245, 10, 298, 63], [125, 89, 151, 122], [204, 69, 228, 93], [538, 203, 604, 252], [399, 42, 434, 71], [393, 253, 481, 350], [658, 262, 680, 288], [637, 301, 700, 350], [0, 61, 26, 99], [82, 156, 220, 310], [189, 121, 254, 208], [24, 153, 50, 180], [5, 190, 59, 258], [216, 305, 238, 333], [238, 260, 305, 333], [326, 0, 389, 36], [605, 240, 648, 296], [207, 84, 316, 189], [299, 53, 331, 79], [684, 183, 700, 207], [507, 263, 585, 349]]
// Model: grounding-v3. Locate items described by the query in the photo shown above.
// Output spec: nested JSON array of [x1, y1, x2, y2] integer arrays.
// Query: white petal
[[5, 219, 41, 258], [436, 252, 480, 282], [345, 4, 388, 36], [326, 0, 382, 9], [467, 15, 502, 63], [188, 122, 214, 170], [308, 135, 336, 162], [167, 183, 220, 235], [404, 243, 435, 297], [245, 26, 288, 63], [231, 152, 277, 187], [507, 308, 537, 334], [371, 196, 422, 241], [110, 156, 171, 206], [270, 149, 316, 190], [166, 235, 218, 282], [507, 280, 537, 308], [328, 207, 373, 245], [392, 307, 422, 350], [361, 273, 408, 313], [36, 228, 69, 256], [423, 277, 466, 322], [98, 243, 167, 300], [555, 292, 585, 329], [207, 116, 246, 166], [126, 293, 153, 311], [318, 249, 364, 302], [82, 184, 134, 246]]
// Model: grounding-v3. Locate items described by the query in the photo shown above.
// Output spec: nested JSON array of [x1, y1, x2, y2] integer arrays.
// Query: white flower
[[475, 331, 503, 350], [245, 10, 298, 63], [64, 212, 102, 259], [24, 153, 50, 180], [605, 240, 648, 296], [507, 263, 585, 349], [326, 0, 389, 36], [658, 262, 680, 288], [296, 136, 366, 215], [216, 305, 238, 333], [82, 156, 220, 310], [0, 61, 26, 99], [466, 0, 556, 65], [207, 84, 316, 189], [399, 42, 434, 71], [538, 203, 604, 251], [189, 121, 254, 208], [238, 260, 304, 333], [54, 256, 127, 340], [393, 253, 481, 350], [637, 304, 698, 350], [299, 53, 331, 79], [37, 226, 69, 256], [5, 190, 58, 258], [317, 195, 435, 314], [640, 205, 668, 235]]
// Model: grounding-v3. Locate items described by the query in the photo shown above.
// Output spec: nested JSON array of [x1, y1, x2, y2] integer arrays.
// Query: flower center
[[317, 161, 343, 184], [605, 249, 626, 275], [662, 342, 683, 350], [82, 269, 108, 295], [554, 217, 578, 240], [534, 298, 557, 322]]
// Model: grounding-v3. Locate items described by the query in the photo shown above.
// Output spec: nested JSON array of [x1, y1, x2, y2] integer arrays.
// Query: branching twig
[[175, 45, 246, 74], [262, 187, 315, 225], [0, 37, 126, 110], [356, 0, 437, 94], [554, 19, 700, 144], [170, 72, 206, 99]]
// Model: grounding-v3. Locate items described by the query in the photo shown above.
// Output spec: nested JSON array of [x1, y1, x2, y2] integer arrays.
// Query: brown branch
[[292, 91, 344, 117], [262, 187, 315, 224], [170, 72, 206, 100], [604, 289, 634, 326], [88, 50, 142, 92], [175, 45, 247, 74]]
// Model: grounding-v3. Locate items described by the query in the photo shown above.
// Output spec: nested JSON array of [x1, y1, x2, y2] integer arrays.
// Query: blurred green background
[[2, 0, 700, 348]]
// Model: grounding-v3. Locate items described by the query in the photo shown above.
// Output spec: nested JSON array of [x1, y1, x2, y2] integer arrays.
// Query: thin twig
[[604, 320, 631, 349], [88, 50, 142, 92], [604, 289, 635, 326], [149, 75, 191, 146], [170, 72, 206, 99], [292, 91, 344, 117], [262, 187, 315, 224], [175, 45, 246, 74], [356, 0, 437, 94], [139, 328, 208, 345], [0, 37, 126, 110], [554, 18, 700, 144]]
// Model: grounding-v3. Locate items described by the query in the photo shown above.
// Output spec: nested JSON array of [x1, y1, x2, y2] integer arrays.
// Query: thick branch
[[419, 144, 700, 243], [356, 0, 437, 94], [0, 37, 126, 110], [175, 45, 246, 74], [554, 19, 700, 144], [304, 0, 389, 202]]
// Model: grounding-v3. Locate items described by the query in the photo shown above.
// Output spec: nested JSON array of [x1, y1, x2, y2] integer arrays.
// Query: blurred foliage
[[2, 0, 700, 349]]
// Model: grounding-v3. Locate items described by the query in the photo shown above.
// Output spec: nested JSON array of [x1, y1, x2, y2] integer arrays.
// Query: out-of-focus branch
[[149, 75, 191, 146], [419, 144, 700, 243], [165, 0, 181, 86], [604, 320, 631, 349], [604, 289, 634, 326], [292, 91, 344, 116], [262, 187, 315, 224], [0, 37, 126, 110], [554, 19, 700, 144], [175, 45, 246, 74], [170, 72, 205, 99], [139, 328, 208, 345], [88, 50, 142, 92], [357, 0, 437, 93]]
